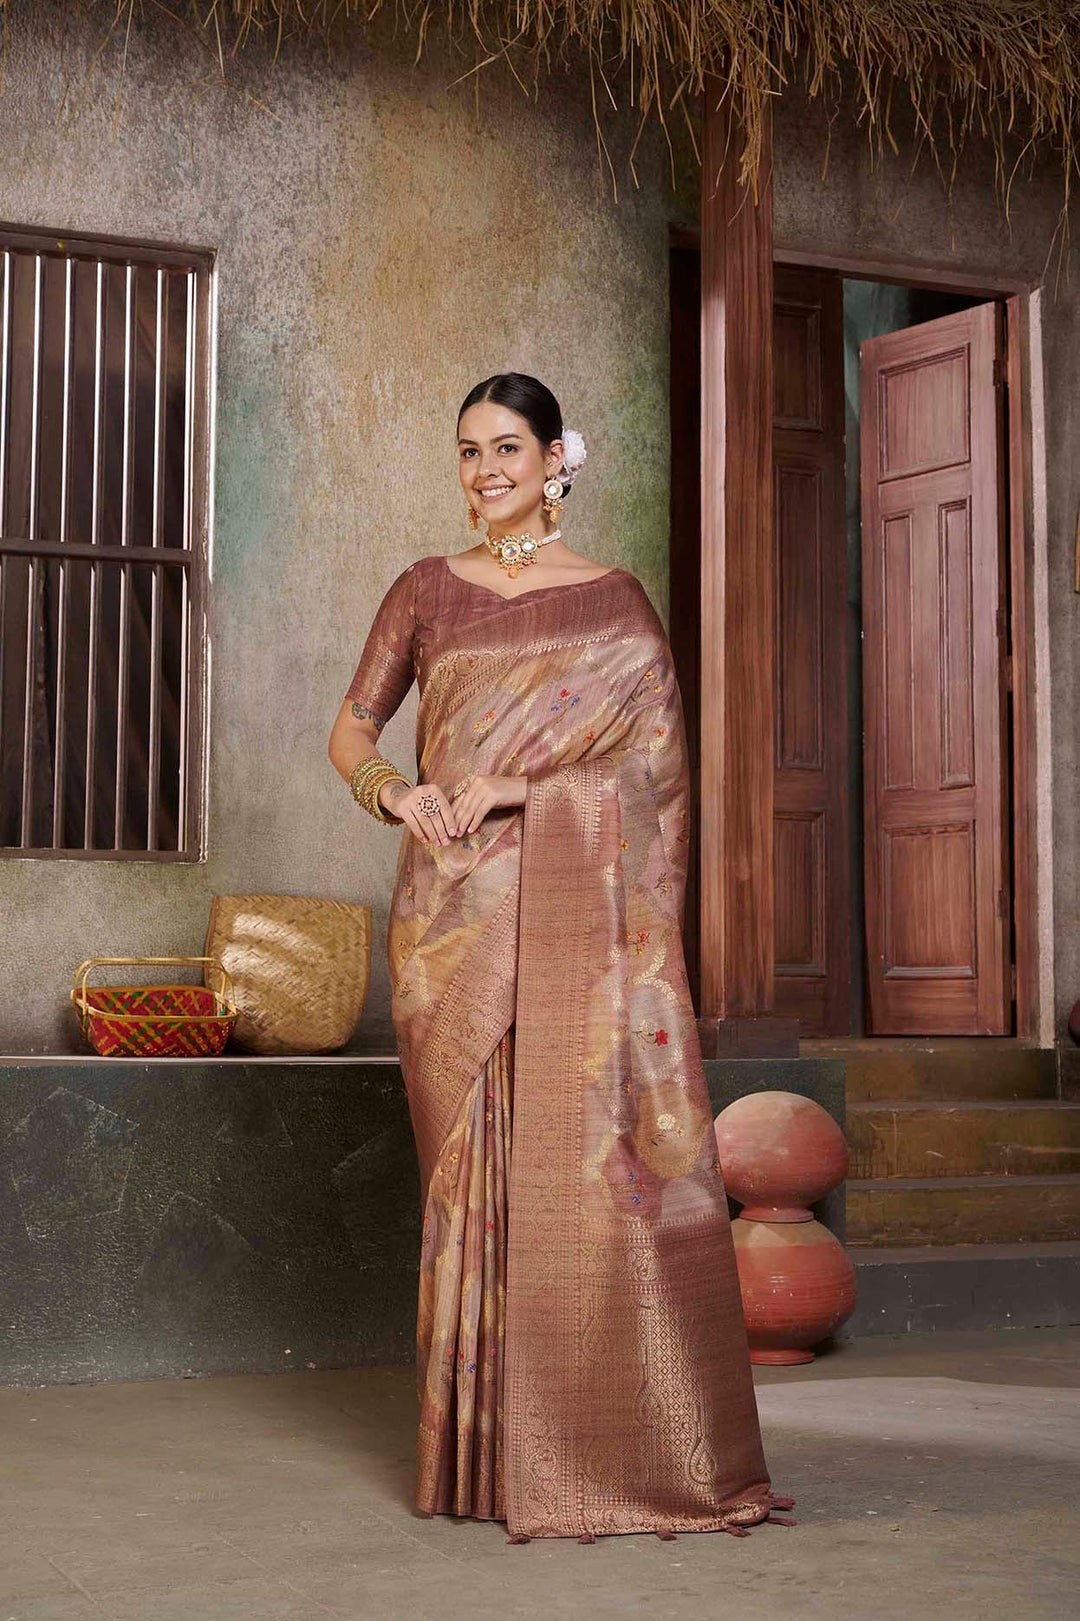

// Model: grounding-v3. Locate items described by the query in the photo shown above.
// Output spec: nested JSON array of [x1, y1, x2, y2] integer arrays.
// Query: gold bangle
[[356, 769, 404, 824], [372, 774, 411, 824], [351, 762, 400, 819], [348, 753, 399, 804], [349, 756, 412, 824]]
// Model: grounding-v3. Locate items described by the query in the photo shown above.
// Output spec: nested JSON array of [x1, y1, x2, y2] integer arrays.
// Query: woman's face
[[457, 401, 563, 532]]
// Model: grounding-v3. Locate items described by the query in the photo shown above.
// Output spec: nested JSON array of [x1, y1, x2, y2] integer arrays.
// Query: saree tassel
[[506, 1533, 531, 1544], [768, 1492, 796, 1510], [655, 1529, 678, 1541], [578, 1531, 596, 1544], [720, 1523, 753, 1538], [767, 1513, 799, 1526]]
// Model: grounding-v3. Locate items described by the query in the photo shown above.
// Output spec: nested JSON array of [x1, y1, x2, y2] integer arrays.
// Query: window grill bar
[[147, 563, 162, 849], [0, 537, 192, 564], [177, 269, 196, 845], [113, 561, 130, 849], [121, 264, 134, 547], [152, 266, 165, 547], [113, 264, 135, 848], [6, 846, 195, 865], [83, 259, 107, 846], [19, 557, 39, 844], [0, 253, 11, 800], [177, 568, 190, 849], [83, 557, 100, 849], [0, 554, 7, 802], [28, 255, 42, 541], [91, 261, 105, 547], [1, 225, 208, 272], [51, 257, 75, 847], [52, 552, 69, 849], [19, 260, 45, 844], [0, 250, 11, 535], [183, 270, 194, 551], [146, 269, 166, 847], [59, 257, 73, 545]]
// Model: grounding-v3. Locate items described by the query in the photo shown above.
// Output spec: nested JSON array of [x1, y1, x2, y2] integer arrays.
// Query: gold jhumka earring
[[542, 477, 564, 522], [467, 502, 480, 530]]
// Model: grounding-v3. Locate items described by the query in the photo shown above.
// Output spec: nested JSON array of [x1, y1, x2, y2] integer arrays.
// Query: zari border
[[504, 759, 608, 1538]]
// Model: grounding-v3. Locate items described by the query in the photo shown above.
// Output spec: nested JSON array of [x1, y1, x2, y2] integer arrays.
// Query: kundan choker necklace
[[485, 527, 561, 580]]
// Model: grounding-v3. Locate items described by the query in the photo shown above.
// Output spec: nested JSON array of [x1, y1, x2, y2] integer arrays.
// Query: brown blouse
[[344, 553, 629, 732]]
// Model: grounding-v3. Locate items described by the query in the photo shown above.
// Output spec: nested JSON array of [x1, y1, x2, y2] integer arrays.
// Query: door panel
[[861, 303, 1011, 1034], [772, 266, 850, 1035]]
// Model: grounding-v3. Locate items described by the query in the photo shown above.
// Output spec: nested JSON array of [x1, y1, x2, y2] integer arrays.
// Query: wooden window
[[0, 223, 213, 860]]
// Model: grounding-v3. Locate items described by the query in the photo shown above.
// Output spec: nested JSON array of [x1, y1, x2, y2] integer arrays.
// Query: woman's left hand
[[450, 774, 527, 835]]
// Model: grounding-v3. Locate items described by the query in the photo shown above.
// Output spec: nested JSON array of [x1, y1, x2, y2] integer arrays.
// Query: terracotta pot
[[732, 1218, 856, 1364], [714, 1090, 848, 1220]]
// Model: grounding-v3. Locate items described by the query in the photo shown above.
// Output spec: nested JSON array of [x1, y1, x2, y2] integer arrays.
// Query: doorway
[[669, 249, 1024, 1040]]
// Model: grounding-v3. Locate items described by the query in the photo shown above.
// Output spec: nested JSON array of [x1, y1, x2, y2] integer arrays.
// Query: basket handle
[[72, 956, 236, 1017]]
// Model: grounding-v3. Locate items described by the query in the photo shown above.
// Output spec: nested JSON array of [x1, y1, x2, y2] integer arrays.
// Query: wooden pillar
[[698, 89, 798, 1058]]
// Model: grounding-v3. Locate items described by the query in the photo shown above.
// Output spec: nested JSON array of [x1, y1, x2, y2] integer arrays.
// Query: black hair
[[456, 372, 571, 495]]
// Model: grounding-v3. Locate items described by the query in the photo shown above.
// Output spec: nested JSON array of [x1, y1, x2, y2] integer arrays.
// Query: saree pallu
[[345, 555, 780, 1540]]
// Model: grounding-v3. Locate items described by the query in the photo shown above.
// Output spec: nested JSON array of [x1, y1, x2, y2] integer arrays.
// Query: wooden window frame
[[0, 219, 214, 862]]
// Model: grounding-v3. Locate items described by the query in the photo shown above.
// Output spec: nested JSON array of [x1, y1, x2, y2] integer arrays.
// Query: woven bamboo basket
[[203, 894, 372, 1055], [71, 957, 238, 1057]]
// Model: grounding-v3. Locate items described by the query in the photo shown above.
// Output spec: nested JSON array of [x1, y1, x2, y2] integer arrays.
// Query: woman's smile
[[478, 484, 514, 502]]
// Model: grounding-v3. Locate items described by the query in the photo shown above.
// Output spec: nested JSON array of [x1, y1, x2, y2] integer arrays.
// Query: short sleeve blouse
[[343, 562, 417, 727]]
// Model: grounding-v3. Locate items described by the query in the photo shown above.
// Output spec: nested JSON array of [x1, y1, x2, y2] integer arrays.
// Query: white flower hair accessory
[[559, 426, 587, 486]]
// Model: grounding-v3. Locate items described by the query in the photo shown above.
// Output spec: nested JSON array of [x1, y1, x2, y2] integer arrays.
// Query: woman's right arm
[[328, 699, 405, 812], [329, 558, 461, 846], [327, 697, 457, 847]]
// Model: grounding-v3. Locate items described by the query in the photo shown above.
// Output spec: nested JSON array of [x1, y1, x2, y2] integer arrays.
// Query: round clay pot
[[714, 1090, 849, 1220], [732, 1217, 856, 1364]]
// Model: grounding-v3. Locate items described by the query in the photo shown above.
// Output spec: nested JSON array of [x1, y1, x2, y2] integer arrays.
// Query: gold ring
[[417, 792, 440, 816], [449, 777, 471, 801]]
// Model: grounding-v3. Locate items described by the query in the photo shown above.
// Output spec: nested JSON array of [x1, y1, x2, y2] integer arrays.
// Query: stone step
[[847, 1174, 1080, 1246], [801, 1038, 1056, 1103], [847, 1100, 1080, 1179], [847, 1241, 1080, 1334]]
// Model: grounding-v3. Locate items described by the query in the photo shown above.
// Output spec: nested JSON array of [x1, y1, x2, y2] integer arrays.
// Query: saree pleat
[[415, 1025, 514, 1520], [344, 554, 786, 1540]]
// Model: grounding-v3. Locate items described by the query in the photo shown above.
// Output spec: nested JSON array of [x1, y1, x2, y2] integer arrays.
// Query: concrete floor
[[1, 1329, 1078, 1620]]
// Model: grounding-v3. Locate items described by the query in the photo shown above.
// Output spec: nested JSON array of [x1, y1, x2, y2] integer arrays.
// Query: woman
[[328, 373, 793, 1544]]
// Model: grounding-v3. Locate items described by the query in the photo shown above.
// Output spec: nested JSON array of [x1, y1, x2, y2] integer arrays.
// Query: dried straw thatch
[[15, 2, 1080, 206]]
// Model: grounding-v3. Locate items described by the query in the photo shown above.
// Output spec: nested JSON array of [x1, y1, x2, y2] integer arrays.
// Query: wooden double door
[[773, 266, 1013, 1035]]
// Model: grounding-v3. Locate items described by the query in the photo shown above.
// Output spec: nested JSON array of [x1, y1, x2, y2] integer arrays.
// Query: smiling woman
[[454, 374, 589, 587], [325, 373, 792, 1543]]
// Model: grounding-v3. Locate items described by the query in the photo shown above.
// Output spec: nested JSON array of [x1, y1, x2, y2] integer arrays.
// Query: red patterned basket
[[71, 957, 238, 1058]]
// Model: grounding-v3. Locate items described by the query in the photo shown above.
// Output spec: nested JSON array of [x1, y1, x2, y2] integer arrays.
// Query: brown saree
[[345, 553, 786, 1541]]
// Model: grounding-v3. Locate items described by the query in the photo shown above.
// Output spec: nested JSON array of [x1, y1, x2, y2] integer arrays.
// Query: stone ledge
[[848, 1241, 1080, 1335]]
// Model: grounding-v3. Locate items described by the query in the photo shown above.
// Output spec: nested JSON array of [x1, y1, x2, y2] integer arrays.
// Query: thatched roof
[[32, 3, 1080, 202]]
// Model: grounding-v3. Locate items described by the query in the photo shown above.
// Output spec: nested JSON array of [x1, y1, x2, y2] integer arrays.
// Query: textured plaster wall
[[0, 4, 676, 1053]]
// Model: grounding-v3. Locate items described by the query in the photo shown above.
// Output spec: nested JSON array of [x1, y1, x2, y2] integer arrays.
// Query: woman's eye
[[499, 443, 519, 454]]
